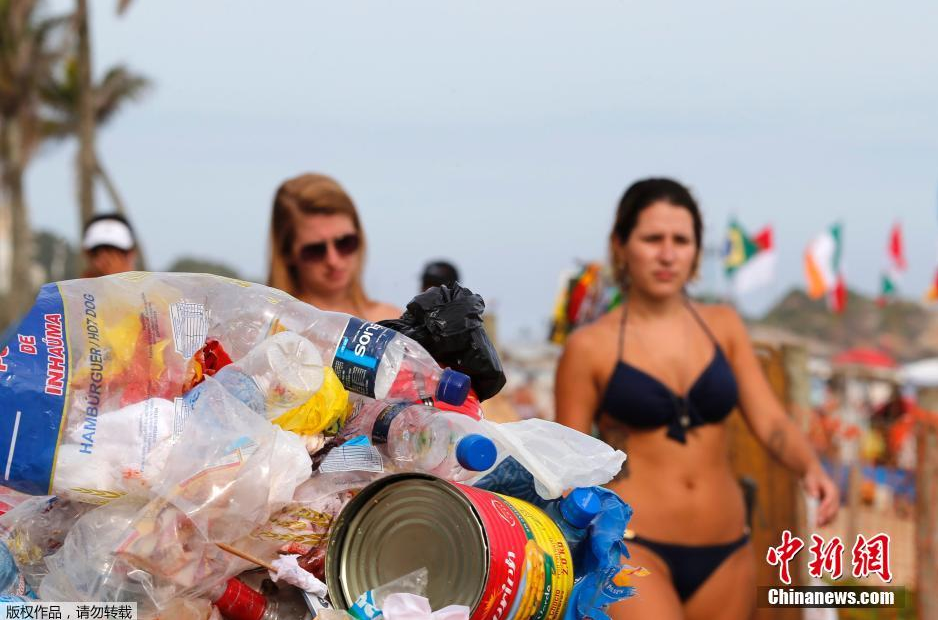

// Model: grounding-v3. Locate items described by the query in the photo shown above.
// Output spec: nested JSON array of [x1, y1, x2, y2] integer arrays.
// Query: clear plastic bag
[[475, 419, 627, 499], [152, 378, 311, 541], [255, 469, 383, 579], [0, 495, 93, 593], [348, 568, 429, 620], [38, 380, 312, 614]]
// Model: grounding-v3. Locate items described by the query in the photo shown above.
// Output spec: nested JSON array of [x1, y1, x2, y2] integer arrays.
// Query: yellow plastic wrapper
[[270, 368, 351, 436]]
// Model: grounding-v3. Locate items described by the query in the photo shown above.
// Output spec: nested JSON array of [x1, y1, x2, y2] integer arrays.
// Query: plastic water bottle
[[272, 303, 471, 406], [545, 487, 602, 559], [342, 399, 497, 481], [187, 331, 325, 418]]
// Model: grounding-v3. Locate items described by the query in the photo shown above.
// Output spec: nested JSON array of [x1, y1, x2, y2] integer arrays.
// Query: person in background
[[555, 178, 838, 620], [420, 260, 460, 291], [81, 213, 139, 277], [268, 172, 399, 322], [0, 213, 138, 346]]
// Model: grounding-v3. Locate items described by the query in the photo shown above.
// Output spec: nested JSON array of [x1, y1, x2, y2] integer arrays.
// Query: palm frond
[[95, 64, 149, 123]]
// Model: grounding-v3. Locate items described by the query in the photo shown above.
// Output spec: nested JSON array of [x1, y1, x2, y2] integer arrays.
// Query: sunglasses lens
[[299, 242, 327, 262], [334, 234, 360, 256]]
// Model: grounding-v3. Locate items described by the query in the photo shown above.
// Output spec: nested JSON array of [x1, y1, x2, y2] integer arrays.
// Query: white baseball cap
[[82, 217, 136, 251]]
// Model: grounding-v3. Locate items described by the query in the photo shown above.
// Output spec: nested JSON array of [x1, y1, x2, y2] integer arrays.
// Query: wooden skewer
[[215, 542, 276, 572]]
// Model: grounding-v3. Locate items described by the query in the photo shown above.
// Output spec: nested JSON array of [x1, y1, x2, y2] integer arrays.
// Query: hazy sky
[[27, 1, 938, 341]]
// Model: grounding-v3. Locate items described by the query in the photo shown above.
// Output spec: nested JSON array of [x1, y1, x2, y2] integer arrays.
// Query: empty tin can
[[325, 473, 573, 620]]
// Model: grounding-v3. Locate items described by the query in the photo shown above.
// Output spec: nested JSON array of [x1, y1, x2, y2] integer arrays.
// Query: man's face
[[88, 246, 136, 276]]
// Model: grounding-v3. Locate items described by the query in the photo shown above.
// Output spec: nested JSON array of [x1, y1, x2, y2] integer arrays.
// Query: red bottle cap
[[213, 578, 268, 620]]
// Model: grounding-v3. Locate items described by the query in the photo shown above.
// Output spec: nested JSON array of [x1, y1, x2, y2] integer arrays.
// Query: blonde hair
[[267, 173, 370, 312]]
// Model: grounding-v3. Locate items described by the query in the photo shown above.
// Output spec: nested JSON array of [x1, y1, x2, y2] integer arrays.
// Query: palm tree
[[73, 0, 142, 220], [41, 57, 149, 215], [74, 0, 92, 230], [70, 0, 148, 267], [0, 0, 71, 320]]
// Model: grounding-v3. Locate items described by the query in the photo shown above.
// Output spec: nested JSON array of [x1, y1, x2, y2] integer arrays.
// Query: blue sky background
[[25, 1, 938, 340]]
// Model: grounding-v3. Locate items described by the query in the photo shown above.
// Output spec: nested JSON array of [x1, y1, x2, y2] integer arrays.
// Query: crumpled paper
[[269, 554, 328, 596]]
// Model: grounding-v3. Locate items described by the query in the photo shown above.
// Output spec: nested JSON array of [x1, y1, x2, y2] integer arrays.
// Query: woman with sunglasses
[[268, 173, 400, 321]]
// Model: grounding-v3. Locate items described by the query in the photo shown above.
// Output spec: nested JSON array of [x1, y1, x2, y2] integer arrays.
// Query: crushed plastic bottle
[[271, 305, 471, 406], [341, 399, 497, 481], [187, 331, 325, 418]]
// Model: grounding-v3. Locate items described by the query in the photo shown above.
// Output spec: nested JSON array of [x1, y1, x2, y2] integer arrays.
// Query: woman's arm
[[554, 329, 602, 435], [720, 306, 840, 526]]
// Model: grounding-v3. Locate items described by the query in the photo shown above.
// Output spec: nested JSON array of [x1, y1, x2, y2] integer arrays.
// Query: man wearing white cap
[[81, 213, 138, 277]]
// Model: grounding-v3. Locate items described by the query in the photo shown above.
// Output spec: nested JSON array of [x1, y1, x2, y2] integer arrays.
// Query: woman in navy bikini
[[555, 178, 839, 619]]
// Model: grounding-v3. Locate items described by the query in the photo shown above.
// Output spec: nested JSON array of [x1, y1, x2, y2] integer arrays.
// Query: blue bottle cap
[[560, 487, 602, 529], [436, 368, 471, 406], [455, 433, 498, 472]]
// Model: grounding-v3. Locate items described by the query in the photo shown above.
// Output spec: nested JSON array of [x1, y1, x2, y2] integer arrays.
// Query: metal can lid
[[328, 474, 487, 613]]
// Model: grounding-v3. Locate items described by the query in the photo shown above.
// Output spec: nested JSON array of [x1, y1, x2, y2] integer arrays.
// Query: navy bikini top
[[600, 302, 739, 444]]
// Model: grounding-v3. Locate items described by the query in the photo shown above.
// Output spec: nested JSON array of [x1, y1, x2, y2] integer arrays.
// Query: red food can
[[325, 473, 573, 620]]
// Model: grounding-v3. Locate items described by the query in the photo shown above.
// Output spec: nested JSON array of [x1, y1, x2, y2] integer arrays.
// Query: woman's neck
[[625, 289, 686, 321], [300, 289, 361, 314]]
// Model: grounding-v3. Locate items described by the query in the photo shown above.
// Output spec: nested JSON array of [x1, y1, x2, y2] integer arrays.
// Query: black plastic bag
[[379, 284, 506, 401]]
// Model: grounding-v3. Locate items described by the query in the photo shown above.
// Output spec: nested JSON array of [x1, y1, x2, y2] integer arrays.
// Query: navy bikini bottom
[[625, 529, 751, 602]]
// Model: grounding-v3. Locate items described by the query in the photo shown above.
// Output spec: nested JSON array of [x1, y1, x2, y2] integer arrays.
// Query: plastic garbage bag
[[562, 565, 642, 620], [580, 489, 633, 575], [474, 419, 627, 499], [471, 455, 546, 508], [0, 273, 465, 498], [560, 488, 642, 619], [379, 284, 505, 401]]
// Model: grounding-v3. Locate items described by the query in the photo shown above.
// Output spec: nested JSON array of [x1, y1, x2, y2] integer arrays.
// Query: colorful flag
[[723, 220, 776, 295], [804, 223, 846, 313], [878, 222, 906, 306], [927, 269, 938, 302], [548, 263, 621, 344]]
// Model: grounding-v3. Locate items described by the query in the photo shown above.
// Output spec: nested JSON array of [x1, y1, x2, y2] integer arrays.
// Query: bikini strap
[[684, 298, 719, 345], [617, 305, 627, 360]]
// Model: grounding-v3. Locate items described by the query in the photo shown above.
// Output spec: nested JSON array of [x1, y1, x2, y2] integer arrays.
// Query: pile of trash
[[0, 273, 642, 620]]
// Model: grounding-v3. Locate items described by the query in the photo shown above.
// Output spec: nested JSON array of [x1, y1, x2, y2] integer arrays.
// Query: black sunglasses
[[297, 233, 360, 262]]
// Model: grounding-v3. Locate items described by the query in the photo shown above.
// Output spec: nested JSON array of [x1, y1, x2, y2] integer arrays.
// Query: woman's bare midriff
[[600, 415, 748, 545]]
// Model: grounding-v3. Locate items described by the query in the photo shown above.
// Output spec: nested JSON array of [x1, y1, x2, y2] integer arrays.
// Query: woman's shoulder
[[563, 309, 621, 355], [692, 301, 749, 349], [365, 301, 403, 323], [693, 301, 741, 325]]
